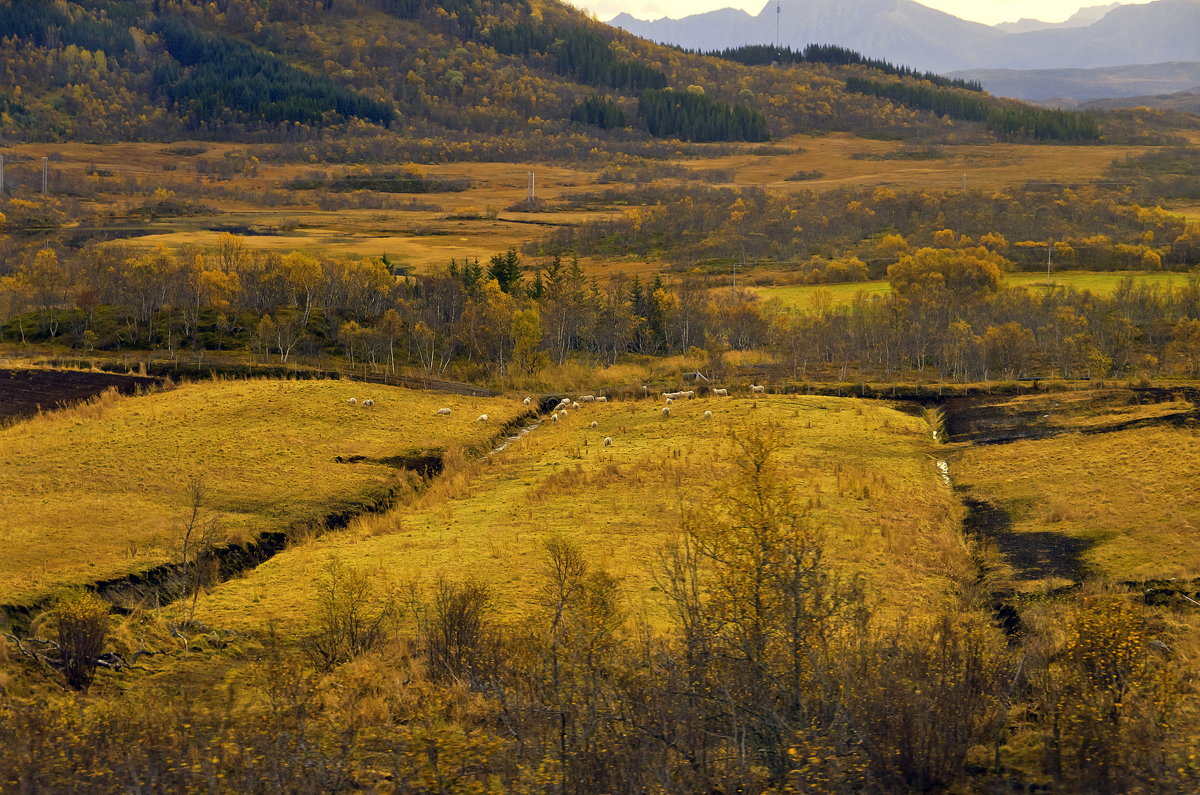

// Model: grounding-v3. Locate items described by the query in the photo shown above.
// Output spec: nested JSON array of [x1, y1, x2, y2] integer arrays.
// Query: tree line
[[151, 17, 396, 128], [638, 88, 769, 142], [537, 183, 1196, 273], [845, 77, 1100, 142], [704, 42, 984, 92], [2, 238, 1199, 381]]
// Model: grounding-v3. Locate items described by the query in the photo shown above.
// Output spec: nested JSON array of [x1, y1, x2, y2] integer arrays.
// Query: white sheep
[[363, 398, 375, 407], [580, 395, 595, 402], [666, 397, 673, 405], [596, 396, 607, 403], [523, 397, 532, 406], [435, 407, 451, 416], [551, 413, 559, 422], [603, 436, 613, 446], [704, 410, 713, 419], [684, 390, 695, 398], [662, 406, 671, 418], [560, 408, 568, 417], [347, 397, 357, 405], [572, 401, 580, 410], [476, 413, 489, 422], [590, 420, 598, 428], [712, 388, 728, 396], [750, 384, 766, 393]]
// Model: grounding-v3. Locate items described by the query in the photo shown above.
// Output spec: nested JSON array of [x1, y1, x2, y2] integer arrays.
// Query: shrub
[[51, 590, 110, 691], [303, 561, 394, 670]]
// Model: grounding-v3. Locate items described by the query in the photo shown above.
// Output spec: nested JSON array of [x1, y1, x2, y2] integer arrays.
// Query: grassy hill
[[189, 391, 966, 634], [0, 0, 1120, 151], [0, 378, 526, 605]]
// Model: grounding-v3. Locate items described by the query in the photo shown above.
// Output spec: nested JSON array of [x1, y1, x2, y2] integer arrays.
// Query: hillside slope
[[0, 0, 1093, 150]]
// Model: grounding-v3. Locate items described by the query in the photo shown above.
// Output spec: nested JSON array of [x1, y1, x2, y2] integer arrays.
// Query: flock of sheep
[[347, 383, 771, 448]]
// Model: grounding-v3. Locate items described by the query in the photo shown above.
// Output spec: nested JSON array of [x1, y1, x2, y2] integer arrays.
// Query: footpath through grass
[[0, 379, 524, 606]]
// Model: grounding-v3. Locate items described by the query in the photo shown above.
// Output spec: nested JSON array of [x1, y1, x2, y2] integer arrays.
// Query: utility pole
[[962, 172, 967, 191], [0, 154, 5, 195], [1047, 243, 1052, 280], [527, 170, 535, 203], [42, 156, 48, 194]]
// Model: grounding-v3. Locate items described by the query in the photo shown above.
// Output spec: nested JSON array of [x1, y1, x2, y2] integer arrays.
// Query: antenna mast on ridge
[[776, 0, 781, 51]]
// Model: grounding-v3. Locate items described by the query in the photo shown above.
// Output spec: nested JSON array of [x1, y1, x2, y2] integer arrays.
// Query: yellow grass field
[[0, 379, 526, 605], [696, 133, 1151, 194], [953, 424, 1200, 587], [752, 270, 1194, 311], [190, 393, 968, 635]]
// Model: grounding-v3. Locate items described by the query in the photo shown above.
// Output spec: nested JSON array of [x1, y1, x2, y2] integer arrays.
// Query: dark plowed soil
[[963, 498, 1093, 582], [0, 368, 162, 424]]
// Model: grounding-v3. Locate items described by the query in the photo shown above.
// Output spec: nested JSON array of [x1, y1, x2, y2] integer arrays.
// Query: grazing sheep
[[590, 420, 598, 428], [476, 413, 489, 422], [666, 397, 673, 405], [560, 408, 568, 417], [662, 406, 671, 418], [523, 397, 532, 406], [704, 410, 713, 419], [603, 436, 613, 446], [684, 390, 695, 398], [363, 399, 375, 407], [551, 413, 559, 422], [435, 407, 451, 416], [750, 384, 766, 393], [712, 388, 729, 397], [347, 398, 357, 405], [596, 396, 607, 403], [580, 395, 595, 402], [572, 401, 580, 410]]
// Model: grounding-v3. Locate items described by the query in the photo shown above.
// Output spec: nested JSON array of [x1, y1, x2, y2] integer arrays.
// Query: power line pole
[[1047, 243, 1052, 280], [42, 156, 48, 194], [0, 154, 5, 195], [962, 172, 967, 191], [527, 170, 535, 203]]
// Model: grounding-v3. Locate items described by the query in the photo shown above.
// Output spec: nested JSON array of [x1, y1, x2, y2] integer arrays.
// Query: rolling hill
[[0, 0, 1121, 151]]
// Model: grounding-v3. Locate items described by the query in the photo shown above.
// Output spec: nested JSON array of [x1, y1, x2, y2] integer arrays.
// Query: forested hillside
[[0, 0, 1121, 150]]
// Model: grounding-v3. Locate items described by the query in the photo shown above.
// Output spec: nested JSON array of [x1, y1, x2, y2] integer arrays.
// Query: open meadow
[[189, 392, 966, 635], [952, 402, 1200, 589], [0, 379, 526, 606], [752, 270, 1195, 311]]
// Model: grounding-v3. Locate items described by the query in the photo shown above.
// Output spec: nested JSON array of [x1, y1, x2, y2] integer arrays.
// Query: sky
[[568, 0, 1156, 26]]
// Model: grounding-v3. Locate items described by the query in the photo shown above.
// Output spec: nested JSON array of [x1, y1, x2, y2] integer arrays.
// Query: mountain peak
[[608, 0, 1200, 72]]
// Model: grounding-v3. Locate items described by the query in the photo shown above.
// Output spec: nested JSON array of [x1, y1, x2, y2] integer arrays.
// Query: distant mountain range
[[609, 0, 1200, 76], [947, 62, 1200, 103], [994, 3, 1119, 34]]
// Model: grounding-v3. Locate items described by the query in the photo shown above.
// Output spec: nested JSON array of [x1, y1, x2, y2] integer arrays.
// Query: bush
[[51, 590, 110, 691], [303, 561, 394, 670]]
